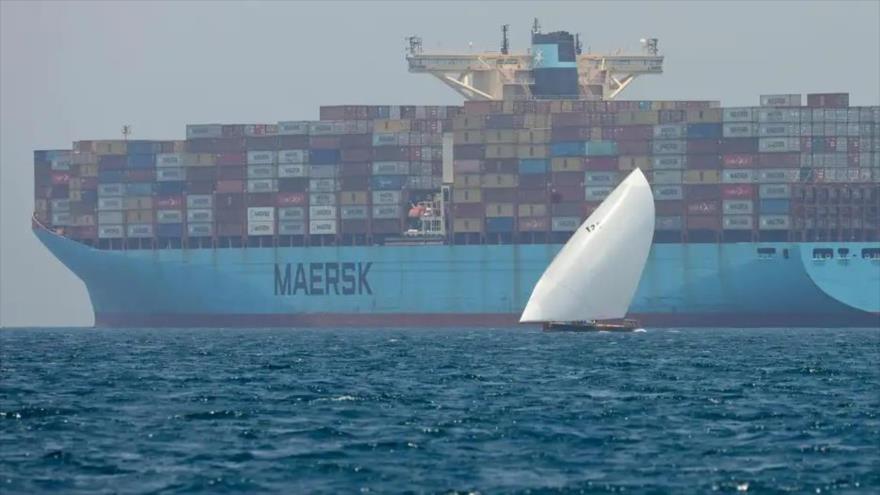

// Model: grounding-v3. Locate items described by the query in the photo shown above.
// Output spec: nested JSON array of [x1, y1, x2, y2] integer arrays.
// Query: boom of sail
[[520, 168, 655, 324]]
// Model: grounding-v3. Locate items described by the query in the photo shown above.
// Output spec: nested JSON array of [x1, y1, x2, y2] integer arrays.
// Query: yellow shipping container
[[516, 145, 548, 159], [501, 101, 516, 114], [551, 157, 584, 172], [454, 130, 485, 145], [618, 156, 651, 171], [481, 173, 518, 188], [454, 218, 483, 233], [524, 114, 551, 129], [517, 203, 548, 217], [485, 203, 515, 217], [684, 170, 721, 184], [373, 119, 411, 133], [561, 100, 574, 113], [340, 191, 368, 205], [454, 174, 482, 188], [124, 197, 154, 210], [516, 129, 549, 143], [78, 164, 98, 177], [549, 101, 564, 114], [69, 190, 83, 201], [485, 129, 517, 144], [126, 210, 154, 224], [485, 145, 516, 159], [618, 111, 660, 125], [590, 127, 603, 141], [453, 188, 482, 203], [452, 115, 485, 130], [186, 153, 216, 167], [686, 108, 723, 123]]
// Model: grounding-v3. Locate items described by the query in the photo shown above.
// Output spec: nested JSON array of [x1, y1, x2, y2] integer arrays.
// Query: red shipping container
[[215, 193, 244, 209], [186, 181, 214, 194], [408, 147, 423, 161], [371, 218, 402, 234], [279, 178, 308, 192], [551, 112, 589, 128], [686, 184, 721, 200], [551, 172, 583, 186], [155, 195, 184, 208], [518, 174, 547, 189], [50, 171, 70, 185], [518, 188, 548, 202], [71, 226, 98, 239], [339, 162, 371, 177], [80, 177, 98, 189], [583, 157, 618, 171], [222, 125, 245, 138], [340, 134, 372, 148], [687, 200, 720, 215], [618, 125, 653, 141], [686, 215, 722, 230], [310, 136, 341, 149], [98, 154, 126, 169], [656, 200, 684, 216], [216, 153, 246, 166], [50, 185, 69, 199], [341, 219, 369, 234], [217, 223, 246, 236], [807, 93, 849, 108], [187, 138, 245, 153], [374, 146, 410, 161], [125, 169, 155, 182], [719, 138, 758, 154], [617, 140, 650, 155], [340, 175, 369, 190], [518, 217, 549, 232], [549, 185, 584, 202], [247, 193, 275, 207], [848, 139, 861, 153], [453, 203, 484, 217], [686, 154, 721, 169], [721, 184, 755, 199], [687, 139, 720, 154], [277, 192, 306, 206], [551, 126, 586, 141], [245, 136, 277, 151], [483, 188, 516, 202], [187, 167, 216, 182], [217, 166, 245, 180], [216, 180, 244, 193], [341, 148, 372, 162], [758, 152, 799, 168], [722, 154, 756, 168], [279, 135, 309, 149]]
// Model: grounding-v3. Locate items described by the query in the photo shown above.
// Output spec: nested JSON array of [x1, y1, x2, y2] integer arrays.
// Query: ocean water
[[1, 327, 878, 494]]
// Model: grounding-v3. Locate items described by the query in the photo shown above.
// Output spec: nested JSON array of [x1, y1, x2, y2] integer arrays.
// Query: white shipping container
[[157, 167, 186, 182], [652, 140, 686, 154], [722, 123, 757, 138], [247, 207, 275, 222], [653, 124, 685, 139], [722, 169, 756, 183], [98, 197, 124, 211], [247, 165, 276, 179], [278, 207, 305, 221], [759, 184, 791, 198], [126, 224, 154, 238], [372, 190, 401, 205], [98, 211, 124, 224], [187, 223, 214, 237], [652, 155, 685, 169], [372, 161, 409, 175], [308, 121, 345, 135], [653, 185, 684, 200], [309, 165, 338, 178], [155, 153, 184, 167], [341, 206, 368, 219], [652, 170, 683, 184], [372, 133, 399, 146], [722, 107, 756, 122], [758, 123, 797, 137], [759, 214, 791, 230], [186, 124, 222, 139], [247, 221, 276, 236], [655, 216, 683, 230], [584, 186, 613, 201], [723, 215, 754, 230], [186, 194, 213, 209], [247, 179, 278, 193], [309, 178, 337, 192], [372, 205, 400, 219], [309, 205, 337, 220], [247, 150, 276, 165], [758, 137, 800, 152], [50, 156, 71, 171], [309, 192, 337, 205], [722, 199, 754, 215], [759, 94, 801, 107], [278, 221, 306, 235], [278, 164, 308, 178], [276, 121, 309, 135], [758, 169, 799, 182], [551, 217, 580, 232], [51, 212, 71, 225], [758, 109, 800, 123], [156, 209, 183, 224], [187, 209, 213, 223], [278, 149, 307, 164], [98, 183, 124, 197], [50, 199, 70, 212], [309, 220, 338, 235], [98, 225, 125, 239], [584, 171, 618, 185]]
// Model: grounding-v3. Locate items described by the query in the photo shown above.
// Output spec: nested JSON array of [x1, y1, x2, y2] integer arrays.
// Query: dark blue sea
[[1, 327, 879, 494]]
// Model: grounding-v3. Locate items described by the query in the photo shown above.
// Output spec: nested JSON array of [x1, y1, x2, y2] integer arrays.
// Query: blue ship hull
[[34, 227, 880, 327]]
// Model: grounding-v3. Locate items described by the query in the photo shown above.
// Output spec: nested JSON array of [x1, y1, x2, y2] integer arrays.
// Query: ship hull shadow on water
[[542, 319, 642, 332]]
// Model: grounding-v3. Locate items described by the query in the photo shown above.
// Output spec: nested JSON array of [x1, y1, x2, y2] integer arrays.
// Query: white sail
[[520, 168, 655, 323]]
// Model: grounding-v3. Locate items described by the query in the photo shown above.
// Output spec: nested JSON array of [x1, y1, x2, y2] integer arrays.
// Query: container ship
[[32, 24, 880, 327]]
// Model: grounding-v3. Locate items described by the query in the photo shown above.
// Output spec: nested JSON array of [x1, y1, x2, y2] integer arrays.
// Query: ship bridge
[[405, 23, 663, 101]]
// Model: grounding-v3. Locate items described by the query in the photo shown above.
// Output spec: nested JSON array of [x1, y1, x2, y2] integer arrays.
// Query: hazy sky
[[1, 0, 878, 327]]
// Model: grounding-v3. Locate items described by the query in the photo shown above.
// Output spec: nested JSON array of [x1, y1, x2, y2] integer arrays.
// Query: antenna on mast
[[575, 34, 583, 55], [121, 125, 132, 141], [531, 18, 541, 35], [405, 35, 423, 56], [501, 24, 509, 54]]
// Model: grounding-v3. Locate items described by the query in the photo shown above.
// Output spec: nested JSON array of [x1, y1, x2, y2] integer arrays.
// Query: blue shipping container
[[156, 181, 186, 196], [550, 142, 585, 157], [309, 149, 340, 165], [157, 223, 184, 238], [759, 199, 790, 214], [309, 164, 338, 178], [486, 217, 515, 233], [125, 183, 154, 196], [127, 153, 155, 169], [371, 175, 406, 190], [687, 123, 722, 139], [518, 159, 549, 175], [583, 141, 618, 156], [127, 141, 160, 155], [98, 170, 125, 183]]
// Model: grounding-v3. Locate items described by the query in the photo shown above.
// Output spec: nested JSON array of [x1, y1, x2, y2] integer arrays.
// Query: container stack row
[[447, 93, 880, 243]]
